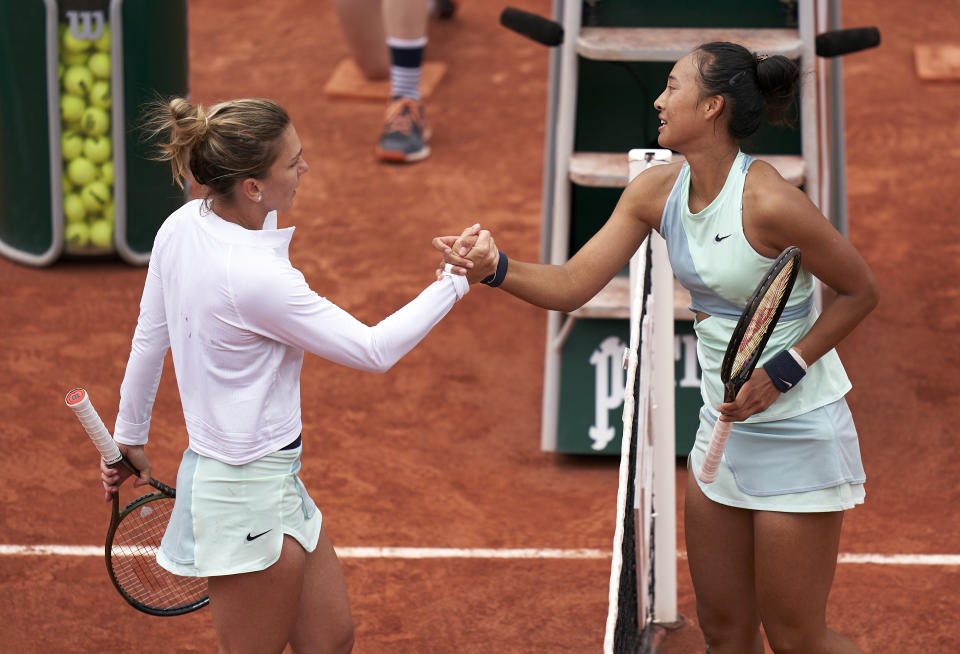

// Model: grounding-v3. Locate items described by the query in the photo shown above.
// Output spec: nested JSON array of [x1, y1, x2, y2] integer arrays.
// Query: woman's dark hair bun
[[755, 54, 800, 126], [695, 42, 800, 139]]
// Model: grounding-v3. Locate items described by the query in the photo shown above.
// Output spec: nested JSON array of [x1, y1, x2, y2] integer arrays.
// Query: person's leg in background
[[377, 0, 432, 163], [331, 0, 455, 82], [331, 0, 389, 81]]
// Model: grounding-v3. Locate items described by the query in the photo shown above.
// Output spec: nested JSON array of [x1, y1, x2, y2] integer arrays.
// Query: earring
[[256, 194, 262, 202]]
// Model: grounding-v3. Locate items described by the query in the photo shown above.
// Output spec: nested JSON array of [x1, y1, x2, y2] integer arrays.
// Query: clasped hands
[[432, 223, 500, 284]]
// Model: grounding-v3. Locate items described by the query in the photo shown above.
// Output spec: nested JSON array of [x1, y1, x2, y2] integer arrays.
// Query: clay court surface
[[2, 0, 959, 651]]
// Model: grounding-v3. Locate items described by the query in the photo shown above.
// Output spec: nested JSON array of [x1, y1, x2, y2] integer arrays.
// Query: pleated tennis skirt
[[688, 399, 866, 513], [157, 445, 322, 577]]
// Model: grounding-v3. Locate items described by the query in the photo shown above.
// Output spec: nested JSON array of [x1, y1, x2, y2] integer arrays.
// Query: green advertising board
[[556, 316, 701, 456]]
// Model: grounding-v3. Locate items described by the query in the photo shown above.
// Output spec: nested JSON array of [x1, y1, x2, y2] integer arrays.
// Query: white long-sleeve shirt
[[114, 199, 469, 464]]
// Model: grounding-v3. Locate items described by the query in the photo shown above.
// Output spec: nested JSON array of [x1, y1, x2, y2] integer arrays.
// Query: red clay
[[1, 1, 958, 652]]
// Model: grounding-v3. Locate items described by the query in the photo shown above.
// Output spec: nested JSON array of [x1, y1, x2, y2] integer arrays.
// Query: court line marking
[[1, 545, 958, 565], [0, 545, 610, 559]]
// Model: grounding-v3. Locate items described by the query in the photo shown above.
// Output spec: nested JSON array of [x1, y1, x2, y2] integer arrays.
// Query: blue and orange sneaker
[[376, 97, 431, 163]]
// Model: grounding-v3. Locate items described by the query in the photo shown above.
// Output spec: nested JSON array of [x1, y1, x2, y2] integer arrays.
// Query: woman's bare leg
[[684, 473, 764, 654], [289, 526, 354, 654], [208, 535, 308, 654], [754, 511, 863, 654]]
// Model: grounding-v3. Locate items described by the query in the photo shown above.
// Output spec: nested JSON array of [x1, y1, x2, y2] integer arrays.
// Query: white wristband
[[787, 347, 808, 371]]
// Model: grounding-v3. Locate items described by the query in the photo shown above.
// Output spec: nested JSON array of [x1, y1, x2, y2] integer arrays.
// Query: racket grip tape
[[698, 418, 733, 484], [65, 388, 123, 465]]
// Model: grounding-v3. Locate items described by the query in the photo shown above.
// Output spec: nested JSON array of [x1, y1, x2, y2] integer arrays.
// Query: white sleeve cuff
[[442, 264, 470, 300], [113, 415, 151, 446]]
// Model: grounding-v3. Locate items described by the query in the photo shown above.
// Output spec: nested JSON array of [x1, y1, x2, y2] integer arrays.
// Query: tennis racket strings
[[731, 257, 799, 378], [109, 494, 207, 612]]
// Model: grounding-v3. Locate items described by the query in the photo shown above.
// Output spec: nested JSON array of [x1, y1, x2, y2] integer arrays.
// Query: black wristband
[[762, 349, 806, 393], [481, 252, 508, 287]]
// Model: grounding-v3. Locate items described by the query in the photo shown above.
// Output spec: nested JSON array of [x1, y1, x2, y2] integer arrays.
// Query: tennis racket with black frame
[[65, 387, 209, 616], [697, 246, 802, 484]]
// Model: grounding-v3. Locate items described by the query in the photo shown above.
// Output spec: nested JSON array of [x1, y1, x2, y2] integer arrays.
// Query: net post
[[650, 230, 678, 626]]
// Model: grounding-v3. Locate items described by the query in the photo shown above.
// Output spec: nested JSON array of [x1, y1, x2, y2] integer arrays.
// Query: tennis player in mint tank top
[[438, 42, 877, 653]]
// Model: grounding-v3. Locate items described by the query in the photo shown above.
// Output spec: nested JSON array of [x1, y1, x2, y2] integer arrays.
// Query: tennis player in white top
[[98, 97, 494, 654]]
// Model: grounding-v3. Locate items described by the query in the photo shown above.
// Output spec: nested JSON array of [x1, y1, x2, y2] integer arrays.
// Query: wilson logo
[[66, 10, 106, 41]]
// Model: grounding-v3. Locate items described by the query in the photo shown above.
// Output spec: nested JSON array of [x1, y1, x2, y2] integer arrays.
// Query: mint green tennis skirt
[[157, 446, 322, 577], [688, 400, 866, 513]]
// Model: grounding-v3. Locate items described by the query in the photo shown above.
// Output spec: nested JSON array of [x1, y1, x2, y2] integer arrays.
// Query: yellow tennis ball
[[99, 160, 114, 186], [60, 94, 86, 125], [81, 181, 111, 212], [67, 156, 96, 185], [89, 80, 111, 109], [83, 135, 111, 163], [63, 65, 94, 96], [64, 193, 87, 223], [61, 130, 84, 160], [88, 52, 110, 79], [61, 51, 89, 67], [65, 221, 90, 249], [81, 106, 110, 136], [89, 218, 113, 249], [61, 27, 92, 54], [93, 24, 111, 52], [103, 203, 115, 222]]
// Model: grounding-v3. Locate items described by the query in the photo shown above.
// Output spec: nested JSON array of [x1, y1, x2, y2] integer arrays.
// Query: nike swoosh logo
[[772, 376, 794, 389], [714, 234, 732, 242], [246, 529, 272, 542]]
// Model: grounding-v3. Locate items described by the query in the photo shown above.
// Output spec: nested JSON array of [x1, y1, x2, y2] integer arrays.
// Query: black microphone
[[815, 27, 880, 57], [499, 7, 564, 47]]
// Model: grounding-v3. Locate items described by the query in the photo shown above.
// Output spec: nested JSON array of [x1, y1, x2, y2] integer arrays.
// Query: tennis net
[[603, 149, 679, 653]]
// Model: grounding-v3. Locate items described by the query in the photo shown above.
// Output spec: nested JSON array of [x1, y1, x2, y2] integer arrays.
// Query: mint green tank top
[[659, 151, 852, 421]]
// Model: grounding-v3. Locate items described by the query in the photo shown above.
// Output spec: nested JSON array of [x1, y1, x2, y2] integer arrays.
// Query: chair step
[[569, 152, 805, 188], [570, 275, 693, 321], [577, 27, 803, 62]]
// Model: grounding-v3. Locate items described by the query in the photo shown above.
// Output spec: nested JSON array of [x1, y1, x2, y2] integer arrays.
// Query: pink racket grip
[[698, 418, 733, 484], [65, 388, 123, 465]]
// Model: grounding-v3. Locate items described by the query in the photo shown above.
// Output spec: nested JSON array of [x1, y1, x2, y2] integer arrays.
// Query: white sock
[[386, 36, 427, 100]]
